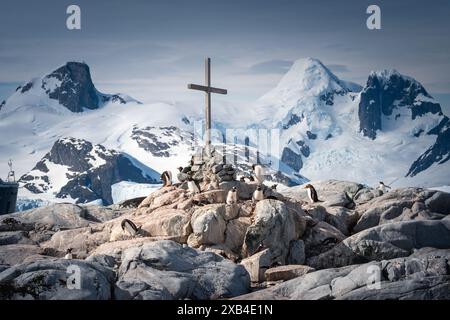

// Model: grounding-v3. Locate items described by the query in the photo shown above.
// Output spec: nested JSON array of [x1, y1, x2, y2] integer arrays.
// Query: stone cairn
[[179, 146, 237, 190]]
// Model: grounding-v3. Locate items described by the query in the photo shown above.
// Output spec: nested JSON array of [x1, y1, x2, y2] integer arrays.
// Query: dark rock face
[[131, 126, 194, 157], [19, 138, 159, 205], [296, 140, 310, 157], [358, 71, 442, 139], [282, 113, 303, 130], [44, 62, 100, 112], [281, 147, 302, 171], [407, 116, 450, 177]]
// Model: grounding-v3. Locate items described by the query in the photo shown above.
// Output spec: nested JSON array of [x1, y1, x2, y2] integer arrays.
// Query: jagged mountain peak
[[0, 61, 140, 114], [359, 68, 443, 140]]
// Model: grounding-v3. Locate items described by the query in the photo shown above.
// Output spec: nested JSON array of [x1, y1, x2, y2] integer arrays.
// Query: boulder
[[224, 217, 251, 254], [287, 239, 306, 264], [140, 208, 191, 242], [0, 259, 114, 300], [354, 188, 438, 233], [0, 244, 45, 266], [0, 203, 90, 232], [308, 219, 450, 270], [82, 205, 130, 222], [187, 204, 227, 247], [193, 190, 226, 204], [243, 200, 305, 262], [264, 265, 315, 281], [240, 249, 275, 283], [115, 240, 250, 299], [138, 187, 188, 211], [425, 191, 450, 214], [303, 221, 346, 258], [0, 231, 35, 246]]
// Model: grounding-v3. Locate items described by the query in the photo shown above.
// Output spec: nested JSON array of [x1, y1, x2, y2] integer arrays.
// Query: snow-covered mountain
[[19, 137, 160, 205], [246, 57, 449, 188], [1, 58, 449, 207], [0, 62, 139, 115]]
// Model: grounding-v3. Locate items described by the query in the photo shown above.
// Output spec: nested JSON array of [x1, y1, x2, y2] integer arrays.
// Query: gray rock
[[0, 259, 115, 300], [287, 239, 306, 265], [0, 231, 34, 245], [243, 200, 305, 262], [116, 240, 250, 299], [303, 221, 346, 258], [0, 244, 45, 266], [308, 220, 450, 270], [425, 191, 450, 214]]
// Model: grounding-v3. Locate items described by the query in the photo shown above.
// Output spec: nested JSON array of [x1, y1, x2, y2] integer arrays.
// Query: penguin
[[226, 186, 238, 204], [64, 248, 73, 260], [252, 164, 265, 184], [304, 184, 320, 203], [271, 184, 278, 190], [252, 185, 265, 202], [121, 219, 141, 237], [187, 177, 201, 194], [160, 170, 172, 187], [378, 181, 391, 193]]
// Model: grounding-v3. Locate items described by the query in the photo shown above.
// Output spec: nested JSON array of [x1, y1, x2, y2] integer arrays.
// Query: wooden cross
[[188, 57, 227, 146]]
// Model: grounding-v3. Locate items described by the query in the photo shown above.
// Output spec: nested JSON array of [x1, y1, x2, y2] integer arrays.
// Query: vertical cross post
[[205, 57, 211, 146], [188, 57, 227, 151]]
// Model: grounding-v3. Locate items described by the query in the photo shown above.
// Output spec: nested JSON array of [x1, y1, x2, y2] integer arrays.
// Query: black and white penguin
[[226, 186, 238, 204], [64, 248, 73, 260], [271, 184, 278, 190], [121, 219, 141, 237], [378, 181, 391, 193], [252, 185, 265, 202], [187, 177, 201, 194], [160, 170, 173, 187], [304, 184, 319, 203], [252, 164, 265, 184]]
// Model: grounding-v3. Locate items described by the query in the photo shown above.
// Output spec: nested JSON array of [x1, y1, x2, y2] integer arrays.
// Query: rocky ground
[[0, 179, 449, 300]]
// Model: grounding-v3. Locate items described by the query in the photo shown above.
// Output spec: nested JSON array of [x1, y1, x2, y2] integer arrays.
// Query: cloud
[[327, 64, 351, 73], [245, 60, 293, 74]]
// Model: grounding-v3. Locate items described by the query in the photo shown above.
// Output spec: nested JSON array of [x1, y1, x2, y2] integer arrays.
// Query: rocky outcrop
[[358, 70, 443, 140], [235, 248, 450, 300], [308, 219, 450, 270], [407, 116, 450, 177], [0, 259, 115, 300], [1, 178, 449, 300], [114, 240, 250, 300], [20, 138, 159, 205]]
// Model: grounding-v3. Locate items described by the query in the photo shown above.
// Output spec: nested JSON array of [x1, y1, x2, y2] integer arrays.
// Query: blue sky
[[1, 0, 449, 113]]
